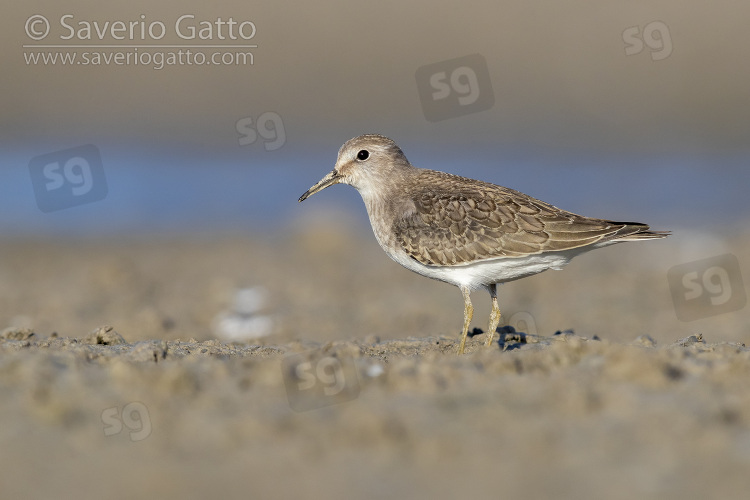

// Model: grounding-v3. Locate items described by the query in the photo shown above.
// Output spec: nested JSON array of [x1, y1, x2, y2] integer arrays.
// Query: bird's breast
[[362, 196, 414, 259]]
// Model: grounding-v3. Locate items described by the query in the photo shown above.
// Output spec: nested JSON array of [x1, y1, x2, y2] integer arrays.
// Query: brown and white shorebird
[[299, 135, 669, 354]]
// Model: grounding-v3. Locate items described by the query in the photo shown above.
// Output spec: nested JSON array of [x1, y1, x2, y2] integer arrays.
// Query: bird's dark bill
[[299, 170, 341, 202]]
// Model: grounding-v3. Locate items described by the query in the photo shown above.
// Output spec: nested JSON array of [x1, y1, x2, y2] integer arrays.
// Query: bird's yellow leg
[[486, 284, 501, 347], [457, 286, 474, 355]]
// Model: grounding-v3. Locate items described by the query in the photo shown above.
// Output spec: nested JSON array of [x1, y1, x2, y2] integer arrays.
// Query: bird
[[299, 135, 669, 354]]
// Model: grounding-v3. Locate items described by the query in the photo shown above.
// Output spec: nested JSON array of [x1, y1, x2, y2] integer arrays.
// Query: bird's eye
[[357, 150, 370, 161]]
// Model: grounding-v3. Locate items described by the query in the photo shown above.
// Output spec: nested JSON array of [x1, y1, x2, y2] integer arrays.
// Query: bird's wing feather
[[392, 171, 657, 267]]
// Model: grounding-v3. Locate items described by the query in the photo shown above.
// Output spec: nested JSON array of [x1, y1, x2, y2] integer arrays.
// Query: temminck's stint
[[299, 135, 669, 354]]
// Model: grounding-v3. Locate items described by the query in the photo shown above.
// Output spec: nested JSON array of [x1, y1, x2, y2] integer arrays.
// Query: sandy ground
[[1, 221, 749, 499]]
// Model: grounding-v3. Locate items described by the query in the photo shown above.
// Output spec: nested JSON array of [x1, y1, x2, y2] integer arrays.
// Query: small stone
[[673, 334, 705, 347], [83, 325, 126, 345], [553, 329, 575, 336], [633, 335, 657, 348], [365, 364, 385, 377], [1, 327, 36, 341], [468, 327, 484, 337]]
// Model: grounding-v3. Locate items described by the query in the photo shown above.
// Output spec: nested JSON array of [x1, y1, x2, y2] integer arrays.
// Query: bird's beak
[[298, 169, 342, 202]]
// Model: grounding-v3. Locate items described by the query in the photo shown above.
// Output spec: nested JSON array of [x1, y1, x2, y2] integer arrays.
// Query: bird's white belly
[[382, 243, 608, 291]]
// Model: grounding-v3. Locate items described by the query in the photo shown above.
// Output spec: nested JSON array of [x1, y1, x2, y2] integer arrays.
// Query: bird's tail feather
[[607, 221, 671, 241]]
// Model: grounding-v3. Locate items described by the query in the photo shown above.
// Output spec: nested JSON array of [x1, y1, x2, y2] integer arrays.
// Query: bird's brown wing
[[392, 171, 662, 267]]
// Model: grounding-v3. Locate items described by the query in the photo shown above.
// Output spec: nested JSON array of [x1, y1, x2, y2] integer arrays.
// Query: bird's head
[[299, 134, 412, 202]]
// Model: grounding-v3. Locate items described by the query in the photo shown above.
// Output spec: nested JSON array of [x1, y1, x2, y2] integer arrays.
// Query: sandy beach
[[1, 225, 748, 499]]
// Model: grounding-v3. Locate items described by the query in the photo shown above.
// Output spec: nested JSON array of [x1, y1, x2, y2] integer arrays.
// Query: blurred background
[[1, 0, 748, 344]]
